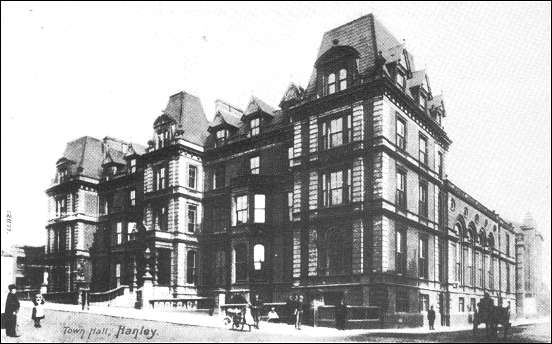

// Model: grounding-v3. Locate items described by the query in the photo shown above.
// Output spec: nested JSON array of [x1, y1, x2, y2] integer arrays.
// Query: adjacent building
[[45, 14, 530, 327]]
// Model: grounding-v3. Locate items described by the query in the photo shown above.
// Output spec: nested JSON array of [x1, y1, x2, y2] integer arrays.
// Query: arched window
[[327, 73, 336, 95], [339, 69, 347, 90], [479, 230, 486, 246], [253, 244, 265, 271], [487, 233, 495, 248]]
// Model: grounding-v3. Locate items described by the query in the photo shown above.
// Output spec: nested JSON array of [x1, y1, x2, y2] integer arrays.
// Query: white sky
[[1, 2, 550, 271]]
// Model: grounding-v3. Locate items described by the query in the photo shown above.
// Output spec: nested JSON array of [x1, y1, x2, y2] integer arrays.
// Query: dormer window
[[327, 73, 336, 94], [216, 129, 228, 146], [249, 118, 260, 137], [326, 68, 348, 95], [396, 71, 406, 89], [339, 69, 347, 90], [109, 165, 118, 176], [57, 168, 68, 183]]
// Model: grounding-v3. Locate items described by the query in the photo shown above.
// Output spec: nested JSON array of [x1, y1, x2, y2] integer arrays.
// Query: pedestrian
[[295, 295, 304, 330], [428, 305, 436, 330], [335, 299, 347, 330], [267, 307, 280, 323], [4, 284, 21, 337], [31, 293, 46, 328], [286, 295, 296, 325], [243, 304, 255, 332], [251, 294, 262, 329]]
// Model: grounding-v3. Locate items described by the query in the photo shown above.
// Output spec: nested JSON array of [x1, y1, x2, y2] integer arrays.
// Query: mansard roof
[[306, 14, 404, 96], [159, 91, 210, 146], [58, 136, 105, 179]]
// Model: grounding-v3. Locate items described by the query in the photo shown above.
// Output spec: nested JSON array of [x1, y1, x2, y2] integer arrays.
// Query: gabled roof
[[210, 108, 242, 129], [160, 91, 210, 146], [407, 70, 431, 94], [243, 96, 277, 118], [280, 83, 305, 107], [126, 143, 146, 156]]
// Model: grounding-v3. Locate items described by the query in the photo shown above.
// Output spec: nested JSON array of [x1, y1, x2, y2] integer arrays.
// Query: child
[[31, 294, 45, 328], [267, 307, 280, 323]]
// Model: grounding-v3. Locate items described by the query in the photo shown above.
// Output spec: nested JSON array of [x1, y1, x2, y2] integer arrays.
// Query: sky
[[1, 2, 550, 269]]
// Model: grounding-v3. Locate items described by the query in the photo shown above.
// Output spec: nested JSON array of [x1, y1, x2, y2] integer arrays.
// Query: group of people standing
[[3, 284, 46, 338], [285, 294, 306, 330]]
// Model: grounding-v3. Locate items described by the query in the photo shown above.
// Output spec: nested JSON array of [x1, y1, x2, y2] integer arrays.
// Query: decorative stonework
[[307, 226, 318, 276]]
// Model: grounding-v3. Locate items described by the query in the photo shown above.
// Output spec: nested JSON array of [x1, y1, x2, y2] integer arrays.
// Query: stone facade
[[45, 13, 531, 328]]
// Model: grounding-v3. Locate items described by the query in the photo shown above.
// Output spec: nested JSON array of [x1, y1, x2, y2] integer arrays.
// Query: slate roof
[[210, 108, 243, 129], [161, 91, 210, 146], [58, 136, 105, 179], [306, 14, 407, 97], [243, 96, 277, 117]]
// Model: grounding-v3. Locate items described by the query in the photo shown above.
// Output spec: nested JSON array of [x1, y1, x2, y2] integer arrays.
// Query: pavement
[[17, 300, 551, 337]]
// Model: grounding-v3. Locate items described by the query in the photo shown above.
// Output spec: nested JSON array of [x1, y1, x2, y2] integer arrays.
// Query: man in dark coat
[[251, 294, 262, 329], [335, 299, 348, 330], [4, 284, 21, 337], [286, 295, 296, 325], [428, 305, 436, 330]]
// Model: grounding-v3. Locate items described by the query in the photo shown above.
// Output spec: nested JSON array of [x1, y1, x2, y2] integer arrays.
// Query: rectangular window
[[186, 250, 197, 285], [116, 222, 123, 245], [418, 236, 428, 279], [129, 189, 136, 207], [320, 114, 352, 150], [437, 152, 443, 177], [215, 250, 225, 285], [489, 257, 494, 289], [338, 68, 347, 91], [288, 147, 294, 166], [396, 227, 406, 274], [396, 289, 409, 313], [250, 118, 260, 136], [506, 264, 511, 293], [254, 194, 266, 223], [459, 297, 465, 312], [153, 204, 168, 231], [115, 263, 121, 287], [396, 169, 407, 210], [505, 233, 510, 256], [127, 222, 136, 241], [216, 129, 227, 146], [235, 195, 248, 225], [455, 243, 461, 283], [327, 72, 336, 95], [477, 252, 483, 288], [157, 249, 171, 286], [320, 168, 352, 207], [396, 71, 406, 89], [288, 192, 293, 221], [419, 180, 428, 218], [464, 246, 473, 286], [188, 165, 197, 189], [155, 166, 167, 190], [419, 135, 428, 165], [235, 244, 247, 282], [419, 294, 429, 313], [129, 159, 137, 173], [396, 116, 406, 150], [249, 156, 260, 174], [213, 166, 225, 189], [470, 298, 476, 312], [188, 204, 197, 233]]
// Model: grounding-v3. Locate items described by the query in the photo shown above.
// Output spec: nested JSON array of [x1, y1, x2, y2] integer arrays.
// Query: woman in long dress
[[243, 304, 256, 332]]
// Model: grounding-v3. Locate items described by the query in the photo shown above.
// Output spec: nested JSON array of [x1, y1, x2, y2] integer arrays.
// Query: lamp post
[[140, 247, 153, 309]]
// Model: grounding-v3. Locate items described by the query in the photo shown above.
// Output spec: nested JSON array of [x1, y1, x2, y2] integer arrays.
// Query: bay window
[[320, 113, 352, 149]]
